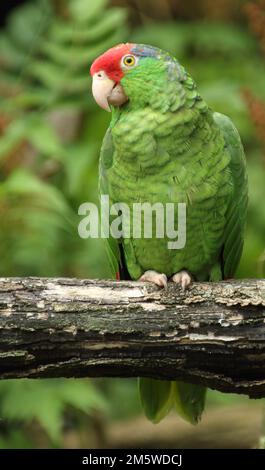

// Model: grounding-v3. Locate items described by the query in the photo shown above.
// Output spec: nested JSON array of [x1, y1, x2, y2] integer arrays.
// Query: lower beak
[[92, 75, 114, 112], [92, 75, 128, 112]]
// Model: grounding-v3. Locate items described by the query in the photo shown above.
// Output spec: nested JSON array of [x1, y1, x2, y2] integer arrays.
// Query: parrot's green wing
[[172, 114, 247, 425], [99, 127, 142, 280], [214, 112, 248, 278], [173, 114, 247, 426], [99, 127, 128, 279], [99, 128, 119, 277]]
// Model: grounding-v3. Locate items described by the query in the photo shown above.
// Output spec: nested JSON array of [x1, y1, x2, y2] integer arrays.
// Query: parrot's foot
[[172, 270, 192, 290], [139, 270, 167, 288]]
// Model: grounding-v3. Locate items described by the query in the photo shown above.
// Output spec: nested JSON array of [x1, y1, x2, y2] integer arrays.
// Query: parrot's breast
[[103, 107, 232, 280]]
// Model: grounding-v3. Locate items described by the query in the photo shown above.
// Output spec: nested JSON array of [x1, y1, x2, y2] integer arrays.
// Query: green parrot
[[90, 43, 248, 424]]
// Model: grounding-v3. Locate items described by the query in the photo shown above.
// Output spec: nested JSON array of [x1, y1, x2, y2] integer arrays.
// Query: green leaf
[[7, 1, 51, 51], [25, 115, 64, 159], [4, 168, 74, 220], [0, 119, 28, 161], [0, 35, 26, 70], [0, 114, 64, 160], [41, 28, 128, 69], [7, 88, 52, 109], [63, 141, 97, 198], [0, 379, 106, 443], [30, 61, 91, 94], [0, 431, 33, 449], [54, 379, 107, 412], [191, 22, 256, 57], [68, 0, 108, 23], [50, 9, 127, 44]]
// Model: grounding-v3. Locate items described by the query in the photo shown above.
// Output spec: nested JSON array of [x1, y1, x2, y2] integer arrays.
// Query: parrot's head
[[90, 43, 187, 112]]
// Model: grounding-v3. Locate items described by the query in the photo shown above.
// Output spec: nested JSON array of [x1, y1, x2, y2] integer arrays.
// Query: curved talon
[[139, 270, 167, 289], [172, 270, 192, 290]]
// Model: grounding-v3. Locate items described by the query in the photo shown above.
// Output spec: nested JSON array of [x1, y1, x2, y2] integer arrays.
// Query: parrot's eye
[[122, 55, 137, 68]]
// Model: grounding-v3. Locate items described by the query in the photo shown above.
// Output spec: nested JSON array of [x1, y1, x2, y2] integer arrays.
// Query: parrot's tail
[[174, 381, 207, 424], [138, 378, 207, 424]]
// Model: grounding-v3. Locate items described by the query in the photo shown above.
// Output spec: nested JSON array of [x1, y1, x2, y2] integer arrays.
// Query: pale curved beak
[[92, 71, 128, 112], [92, 72, 114, 112]]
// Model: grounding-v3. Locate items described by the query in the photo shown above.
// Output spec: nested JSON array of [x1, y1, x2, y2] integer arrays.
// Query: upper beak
[[92, 71, 128, 112], [92, 73, 115, 112]]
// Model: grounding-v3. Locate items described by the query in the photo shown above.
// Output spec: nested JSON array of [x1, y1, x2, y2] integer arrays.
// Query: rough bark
[[0, 277, 264, 398]]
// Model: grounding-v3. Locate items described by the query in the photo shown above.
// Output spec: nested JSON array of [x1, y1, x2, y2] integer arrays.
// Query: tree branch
[[0, 277, 264, 398]]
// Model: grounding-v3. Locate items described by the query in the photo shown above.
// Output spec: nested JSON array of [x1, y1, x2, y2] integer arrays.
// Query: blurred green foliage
[[0, 379, 106, 447], [0, 0, 264, 448], [0, 0, 126, 278]]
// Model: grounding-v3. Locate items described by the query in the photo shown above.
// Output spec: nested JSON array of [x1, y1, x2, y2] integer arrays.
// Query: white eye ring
[[121, 54, 138, 69]]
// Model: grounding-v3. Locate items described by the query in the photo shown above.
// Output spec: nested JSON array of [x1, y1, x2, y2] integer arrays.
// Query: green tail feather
[[138, 378, 174, 424], [139, 378, 207, 424], [174, 381, 207, 425]]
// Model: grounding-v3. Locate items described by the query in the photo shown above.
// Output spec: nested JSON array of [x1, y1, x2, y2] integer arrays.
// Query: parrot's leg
[[139, 270, 167, 288], [172, 270, 192, 290]]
